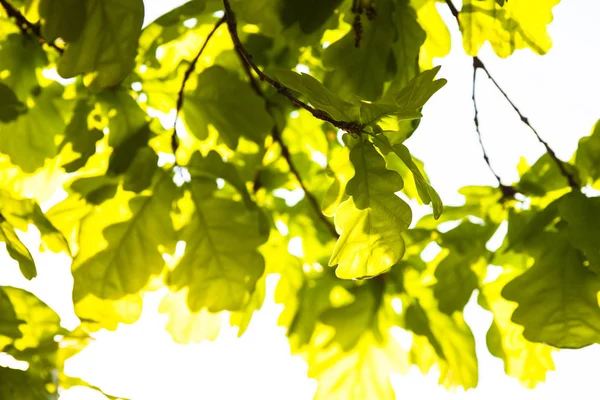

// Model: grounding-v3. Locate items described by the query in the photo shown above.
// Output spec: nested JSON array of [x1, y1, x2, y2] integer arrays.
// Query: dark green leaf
[[0, 83, 26, 122], [183, 66, 273, 148], [57, 0, 145, 88]]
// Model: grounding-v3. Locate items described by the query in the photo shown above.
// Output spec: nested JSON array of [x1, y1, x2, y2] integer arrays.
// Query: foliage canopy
[[0, 0, 598, 398]]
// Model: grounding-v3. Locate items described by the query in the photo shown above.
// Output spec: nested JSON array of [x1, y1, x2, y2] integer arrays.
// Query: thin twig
[[0, 0, 63, 53], [443, 0, 579, 190], [222, 0, 362, 135], [472, 59, 517, 199], [172, 17, 225, 155], [472, 60, 503, 186], [229, 29, 339, 238], [475, 58, 579, 189]]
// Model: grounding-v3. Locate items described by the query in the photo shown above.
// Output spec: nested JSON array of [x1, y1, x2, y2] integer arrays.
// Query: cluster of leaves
[[0, 0, 598, 398]]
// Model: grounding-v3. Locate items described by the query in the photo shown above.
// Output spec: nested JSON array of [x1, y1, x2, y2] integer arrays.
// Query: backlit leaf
[[460, 0, 560, 57], [167, 181, 268, 312], [502, 232, 600, 348], [330, 140, 412, 279]]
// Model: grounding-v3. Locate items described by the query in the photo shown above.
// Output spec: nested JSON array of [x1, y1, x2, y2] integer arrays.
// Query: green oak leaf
[[460, 0, 559, 57], [502, 232, 600, 348], [280, 0, 343, 34], [0, 217, 36, 280], [159, 290, 222, 344], [0, 34, 48, 100], [0, 84, 65, 172], [575, 119, 600, 183], [309, 332, 407, 400], [183, 66, 273, 149], [57, 0, 145, 88], [404, 301, 445, 359], [167, 181, 268, 312], [359, 67, 447, 126], [0, 288, 23, 339], [330, 140, 412, 279], [187, 150, 254, 209], [386, 0, 426, 92], [274, 69, 359, 122], [0, 83, 26, 122], [372, 135, 442, 218], [0, 190, 70, 254], [2, 287, 61, 350], [517, 153, 579, 195], [322, 0, 396, 101], [479, 272, 555, 388], [0, 367, 54, 400], [558, 192, 600, 274], [73, 174, 177, 300], [98, 90, 148, 148], [59, 100, 103, 172], [39, 0, 87, 42]]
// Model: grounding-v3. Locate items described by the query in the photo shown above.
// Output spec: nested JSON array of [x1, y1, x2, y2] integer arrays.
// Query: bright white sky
[[2, 1, 600, 399]]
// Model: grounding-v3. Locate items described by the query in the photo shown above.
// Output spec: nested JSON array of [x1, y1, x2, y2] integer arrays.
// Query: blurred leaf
[[73, 174, 177, 300], [183, 66, 272, 148], [57, 0, 145, 88], [167, 181, 268, 312], [39, 0, 87, 42], [159, 290, 222, 344], [575, 119, 600, 183], [0, 83, 26, 122], [460, 0, 560, 57], [558, 192, 600, 274]]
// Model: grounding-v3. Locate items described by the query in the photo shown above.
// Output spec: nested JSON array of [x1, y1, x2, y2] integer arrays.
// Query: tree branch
[[0, 0, 63, 53], [472, 60, 503, 186], [221, 0, 362, 135], [472, 59, 517, 199], [172, 17, 225, 155], [228, 25, 339, 239], [443, 0, 579, 190]]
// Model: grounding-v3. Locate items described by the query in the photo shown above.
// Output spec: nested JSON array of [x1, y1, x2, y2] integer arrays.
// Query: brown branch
[[222, 0, 362, 135], [0, 0, 63, 53], [444, 0, 579, 191], [172, 17, 225, 155], [229, 30, 339, 239]]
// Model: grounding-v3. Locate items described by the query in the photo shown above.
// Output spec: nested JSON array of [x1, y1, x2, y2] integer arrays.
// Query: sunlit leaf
[[159, 290, 222, 344], [73, 174, 177, 300], [167, 181, 268, 312], [330, 140, 411, 279], [460, 0, 560, 57], [502, 232, 600, 348]]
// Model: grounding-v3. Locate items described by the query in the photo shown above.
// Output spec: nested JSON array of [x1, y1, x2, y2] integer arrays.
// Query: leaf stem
[[443, 0, 579, 191], [0, 0, 63, 53], [227, 20, 339, 239], [221, 0, 362, 134], [172, 16, 226, 156]]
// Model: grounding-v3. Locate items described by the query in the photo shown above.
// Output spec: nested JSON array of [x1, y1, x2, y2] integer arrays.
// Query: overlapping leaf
[[167, 181, 268, 312], [330, 140, 412, 279], [183, 66, 273, 148], [56, 0, 145, 88], [502, 232, 600, 348], [73, 174, 177, 300]]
